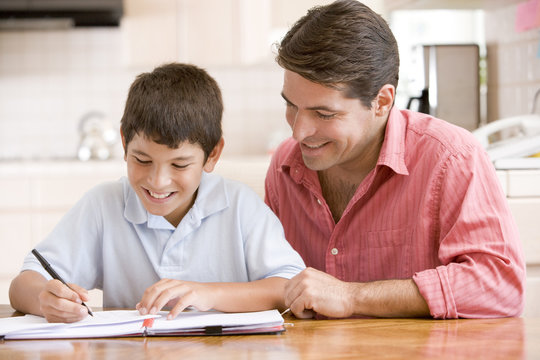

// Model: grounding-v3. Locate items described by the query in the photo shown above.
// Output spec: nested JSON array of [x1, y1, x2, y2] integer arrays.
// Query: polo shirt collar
[[123, 172, 229, 229]]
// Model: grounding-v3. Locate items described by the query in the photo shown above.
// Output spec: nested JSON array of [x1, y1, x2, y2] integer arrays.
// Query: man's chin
[[301, 155, 331, 172]]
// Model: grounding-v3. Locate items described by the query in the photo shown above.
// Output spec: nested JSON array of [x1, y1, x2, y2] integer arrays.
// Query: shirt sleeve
[[413, 144, 526, 319], [240, 187, 305, 281], [21, 185, 105, 291]]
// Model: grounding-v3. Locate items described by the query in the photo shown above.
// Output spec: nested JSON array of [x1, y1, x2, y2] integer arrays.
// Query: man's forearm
[[351, 278, 430, 318]]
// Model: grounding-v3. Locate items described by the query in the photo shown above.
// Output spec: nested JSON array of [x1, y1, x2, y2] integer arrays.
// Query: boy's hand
[[137, 279, 215, 320], [38, 279, 90, 323]]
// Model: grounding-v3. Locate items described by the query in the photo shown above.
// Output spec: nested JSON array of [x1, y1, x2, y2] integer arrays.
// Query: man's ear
[[203, 137, 225, 173], [375, 84, 395, 117]]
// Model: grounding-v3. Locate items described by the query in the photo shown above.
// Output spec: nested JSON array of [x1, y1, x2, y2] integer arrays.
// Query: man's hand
[[284, 267, 355, 318], [38, 279, 90, 323], [137, 279, 214, 320], [285, 267, 431, 319]]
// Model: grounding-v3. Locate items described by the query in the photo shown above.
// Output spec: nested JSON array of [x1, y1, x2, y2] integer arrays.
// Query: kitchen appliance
[[0, 0, 123, 27], [77, 111, 118, 161], [472, 89, 540, 169], [406, 44, 480, 131]]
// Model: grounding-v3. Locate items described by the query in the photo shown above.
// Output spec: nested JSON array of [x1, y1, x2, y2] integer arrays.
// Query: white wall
[[0, 28, 291, 160]]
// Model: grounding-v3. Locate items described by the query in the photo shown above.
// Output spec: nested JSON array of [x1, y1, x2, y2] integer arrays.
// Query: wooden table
[[1, 305, 539, 359]]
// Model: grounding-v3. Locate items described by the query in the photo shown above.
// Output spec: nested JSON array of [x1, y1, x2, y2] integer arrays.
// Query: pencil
[[31, 249, 93, 317]]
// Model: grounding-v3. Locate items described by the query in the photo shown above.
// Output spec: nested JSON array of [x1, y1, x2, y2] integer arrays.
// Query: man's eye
[[317, 112, 336, 120]]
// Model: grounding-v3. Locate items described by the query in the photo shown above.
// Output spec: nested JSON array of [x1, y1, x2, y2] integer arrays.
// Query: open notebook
[[0, 309, 285, 339]]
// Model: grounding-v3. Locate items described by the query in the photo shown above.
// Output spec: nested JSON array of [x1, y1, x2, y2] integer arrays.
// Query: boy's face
[[123, 133, 222, 227]]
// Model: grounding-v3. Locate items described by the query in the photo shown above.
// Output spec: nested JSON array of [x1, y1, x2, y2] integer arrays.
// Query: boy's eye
[[172, 163, 189, 169], [134, 156, 151, 164]]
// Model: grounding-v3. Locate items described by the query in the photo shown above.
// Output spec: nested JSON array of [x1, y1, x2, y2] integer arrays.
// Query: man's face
[[281, 70, 386, 173], [124, 134, 215, 227]]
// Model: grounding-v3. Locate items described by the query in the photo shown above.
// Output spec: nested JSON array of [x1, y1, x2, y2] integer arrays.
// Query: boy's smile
[[147, 190, 174, 199], [123, 133, 222, 227]]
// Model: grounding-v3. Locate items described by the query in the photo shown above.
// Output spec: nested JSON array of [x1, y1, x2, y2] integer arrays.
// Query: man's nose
[[291, 112, 316, 141]]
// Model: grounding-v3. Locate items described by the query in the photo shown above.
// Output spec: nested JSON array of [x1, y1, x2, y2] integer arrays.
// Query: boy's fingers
[[68, 283, 90, 301], [139, 279, 173, 312], [149, 285, 187, 314], [168, 292, 196, 320], [45, 280, 81, 303], [39, 290, 88, 323]]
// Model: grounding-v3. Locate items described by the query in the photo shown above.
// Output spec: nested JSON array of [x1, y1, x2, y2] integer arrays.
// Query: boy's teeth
[[149, 190, 171, 199]]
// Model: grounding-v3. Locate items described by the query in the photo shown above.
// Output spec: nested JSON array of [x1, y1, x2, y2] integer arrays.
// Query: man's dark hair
[[277, 0, 399, 108]]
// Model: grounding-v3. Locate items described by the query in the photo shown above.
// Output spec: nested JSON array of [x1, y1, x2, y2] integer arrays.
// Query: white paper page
[[149, 309, 284, 333], [0, 314, 63, 335], [70, 310, 157, 327], [1, 310, 157, 339], [5, 320, 147, 340]]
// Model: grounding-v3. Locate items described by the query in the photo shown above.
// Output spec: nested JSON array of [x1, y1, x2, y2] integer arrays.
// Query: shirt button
[[331, 248, 338, 255], [317, 198, 322, 205]]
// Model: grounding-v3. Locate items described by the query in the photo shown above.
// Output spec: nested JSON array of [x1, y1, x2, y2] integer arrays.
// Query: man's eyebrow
[[281, 92, 293, 105], [281, 92, 338, 112]]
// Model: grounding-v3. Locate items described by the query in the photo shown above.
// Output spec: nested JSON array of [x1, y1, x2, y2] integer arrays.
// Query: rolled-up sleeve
[[413, 145, 525, 319]]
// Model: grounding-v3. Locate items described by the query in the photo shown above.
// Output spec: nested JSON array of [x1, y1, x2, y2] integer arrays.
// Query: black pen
[[31, 249, 93, 317]]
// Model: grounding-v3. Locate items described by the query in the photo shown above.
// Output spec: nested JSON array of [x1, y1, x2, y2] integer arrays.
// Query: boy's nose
[[148, 166, 172, 188]]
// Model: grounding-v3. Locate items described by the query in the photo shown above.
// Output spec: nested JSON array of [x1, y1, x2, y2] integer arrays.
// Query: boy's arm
[[9, 270, 91, 322], [9, 270, 47, 315], [137, 277, 287, 319]]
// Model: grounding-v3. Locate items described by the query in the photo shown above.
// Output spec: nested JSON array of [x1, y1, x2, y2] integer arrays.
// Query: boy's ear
[[120, 131, 127, 160], [203, 137, 225, 173]]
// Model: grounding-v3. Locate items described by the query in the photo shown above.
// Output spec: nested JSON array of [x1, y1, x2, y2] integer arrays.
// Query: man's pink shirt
[[265, 108, 525, 319]]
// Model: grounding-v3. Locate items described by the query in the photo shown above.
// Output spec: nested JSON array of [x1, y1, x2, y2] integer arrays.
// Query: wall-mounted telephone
[[472, 114, 540, 169]]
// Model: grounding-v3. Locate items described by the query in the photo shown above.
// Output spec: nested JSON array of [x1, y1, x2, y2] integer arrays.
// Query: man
[[265, 0, 525, 319]]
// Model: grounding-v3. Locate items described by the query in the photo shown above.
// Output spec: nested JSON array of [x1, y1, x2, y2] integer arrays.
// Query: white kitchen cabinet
[[0, 161, 126, 306], [498, 169, 540, 317], [122, 0, 273, 67]]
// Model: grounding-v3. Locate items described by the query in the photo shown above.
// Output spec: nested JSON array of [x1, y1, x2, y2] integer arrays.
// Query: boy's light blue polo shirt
[[21, 172, 305, 308]]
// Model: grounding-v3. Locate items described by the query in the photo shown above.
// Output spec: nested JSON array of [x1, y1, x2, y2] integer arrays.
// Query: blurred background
[[0, 0, 537, 160], [1, 0, 540, 313]]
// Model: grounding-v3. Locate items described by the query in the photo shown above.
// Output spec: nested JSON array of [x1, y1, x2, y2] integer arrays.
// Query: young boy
[[9, 63, 305, 323]]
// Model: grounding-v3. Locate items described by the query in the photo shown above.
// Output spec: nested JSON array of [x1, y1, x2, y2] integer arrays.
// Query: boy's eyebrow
[[131, 149, 195, 161], [280, 92, 338, 112]]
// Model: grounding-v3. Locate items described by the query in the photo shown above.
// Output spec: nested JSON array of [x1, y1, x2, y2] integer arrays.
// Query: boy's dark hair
[[276, 0, 399, 109], [120, 63, 223, 159]]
